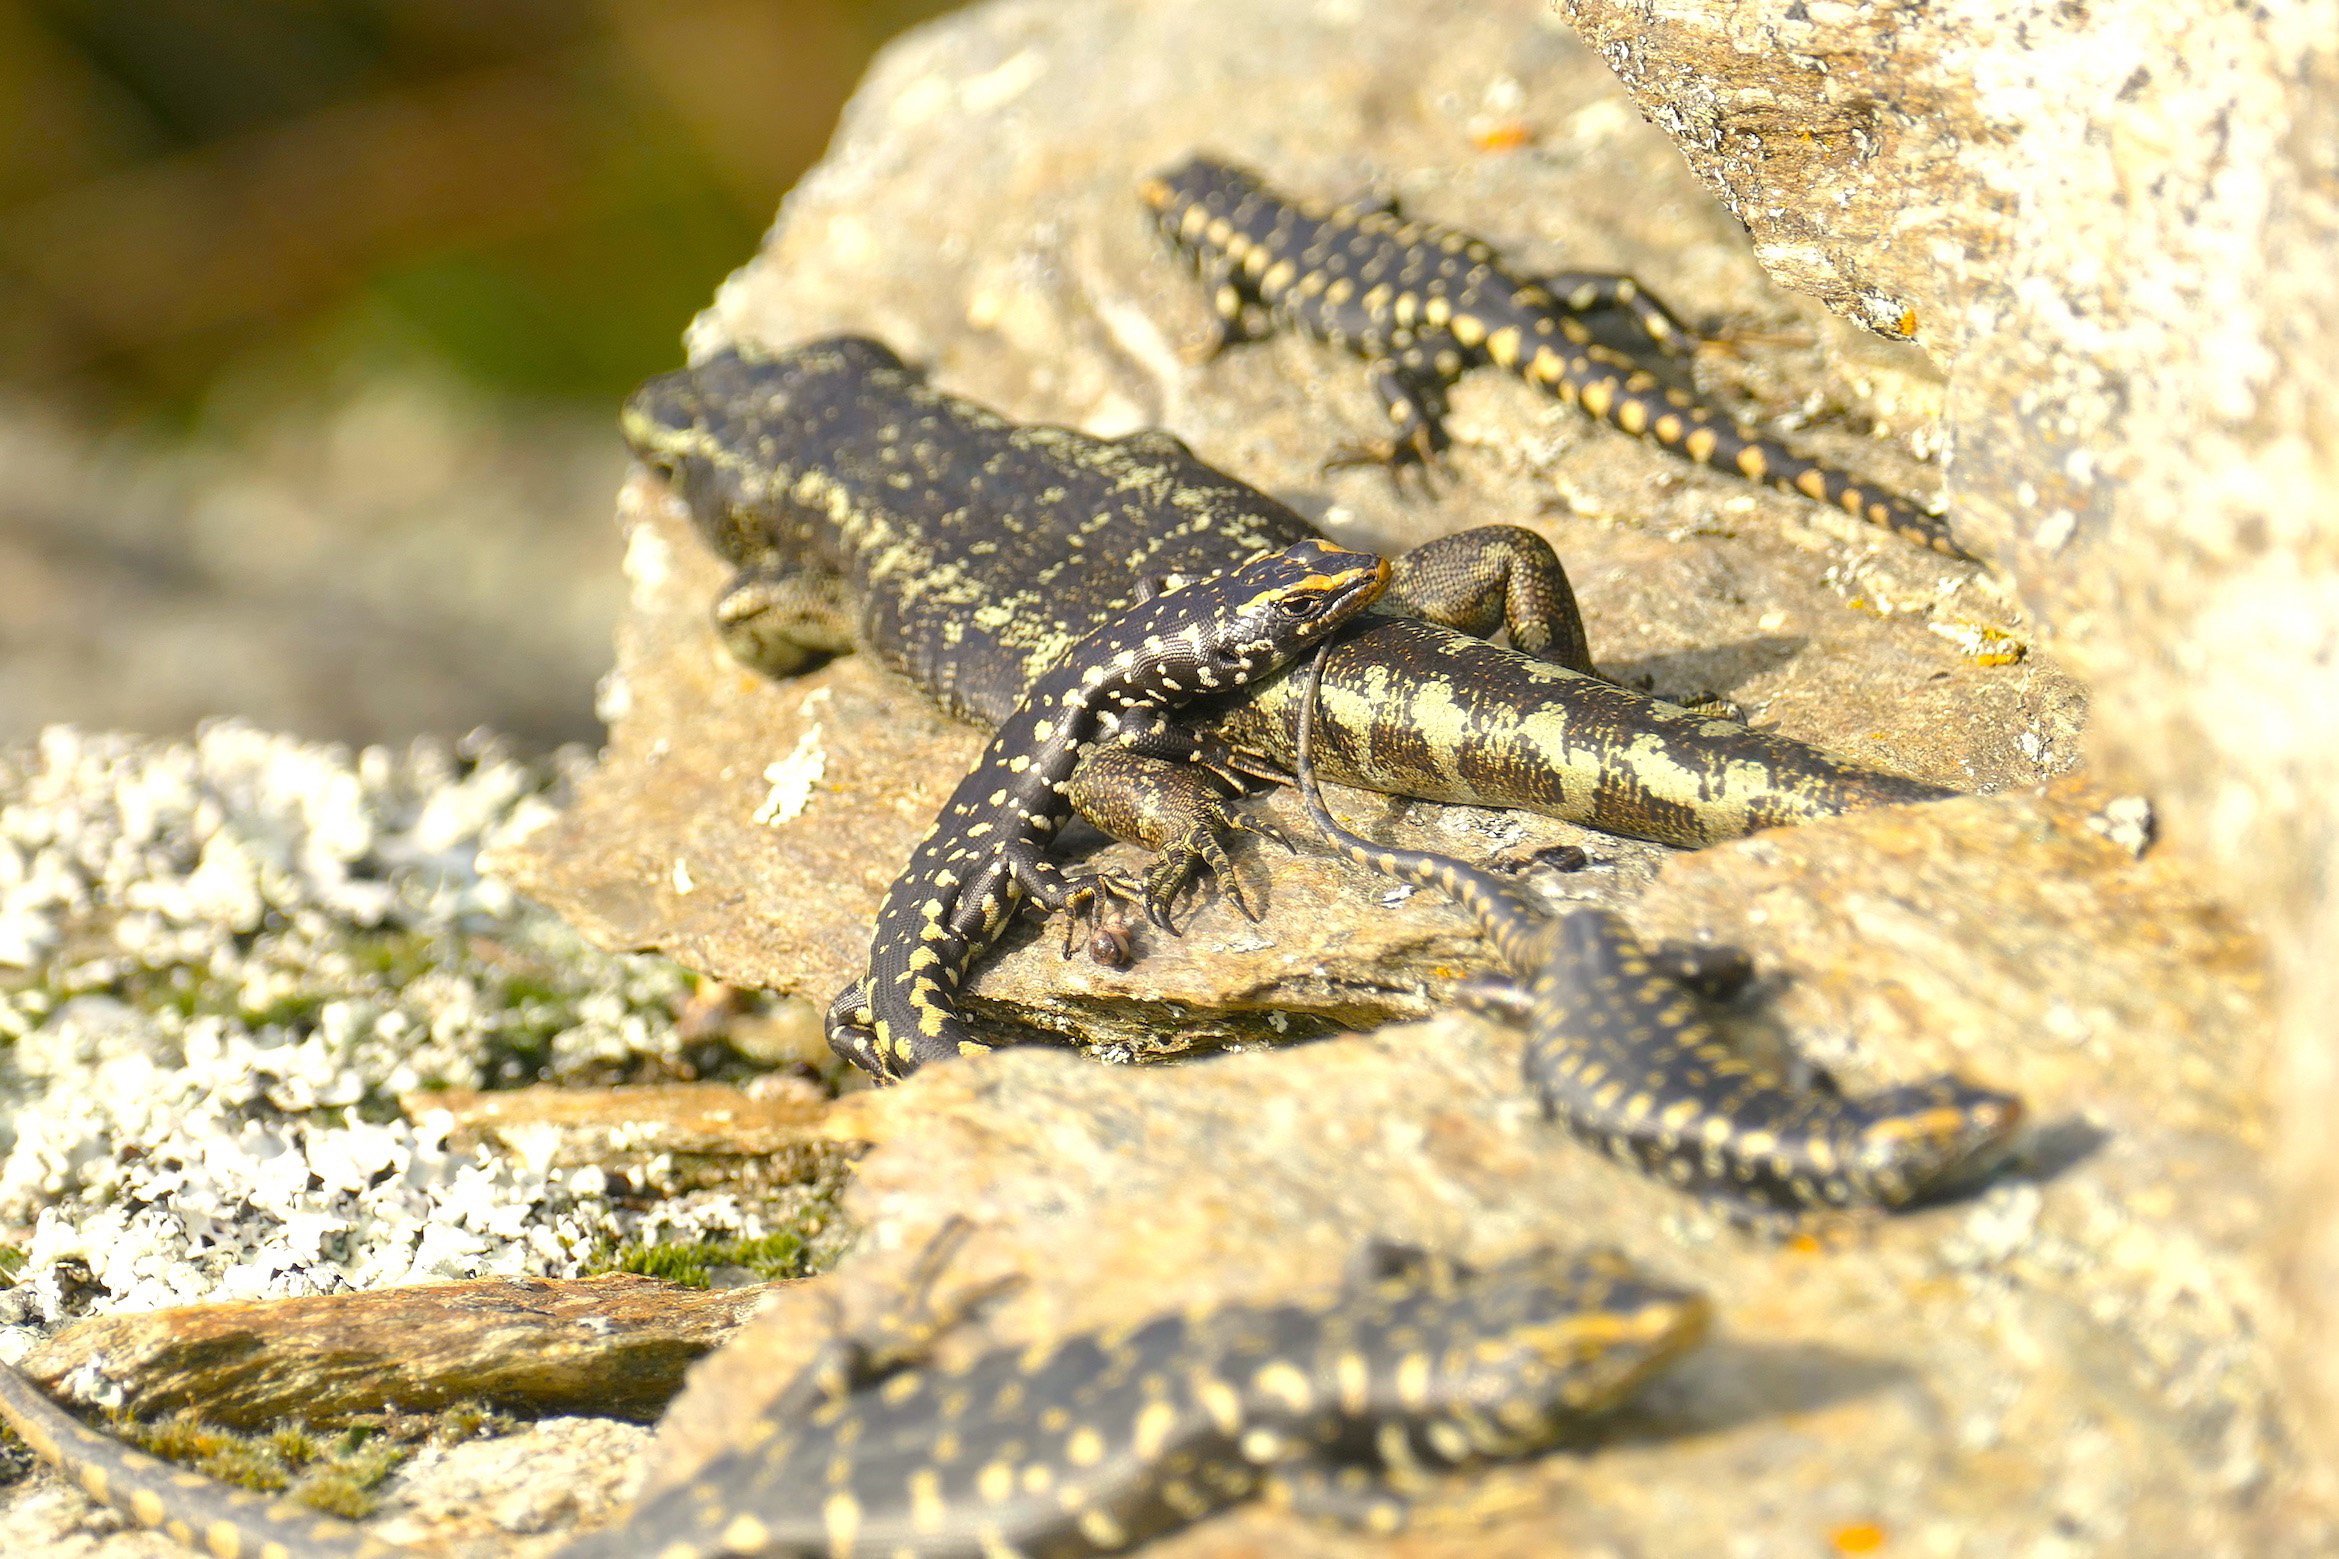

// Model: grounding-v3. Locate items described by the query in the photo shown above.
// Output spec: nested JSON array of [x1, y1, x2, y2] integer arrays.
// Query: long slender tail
[[1290, 651, 1548, 972], [0, 1361, 399, 1558], [1514, 330, 1971, 561]]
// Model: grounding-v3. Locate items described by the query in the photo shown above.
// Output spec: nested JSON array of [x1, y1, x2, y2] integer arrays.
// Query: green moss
[[584, 1156, 856, 1289], [107, 1398, 516, 1521], [0, 1246, 26, 1281], [602, 1229, 821, 1288]]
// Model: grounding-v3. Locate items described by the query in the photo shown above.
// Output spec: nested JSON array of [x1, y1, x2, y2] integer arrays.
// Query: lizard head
[[1083, 539, 1389, 710], [1140, 156, 1269, 261], [1843, 1076, 2027, 1207]]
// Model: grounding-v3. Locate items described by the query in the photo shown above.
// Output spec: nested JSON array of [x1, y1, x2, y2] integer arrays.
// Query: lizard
[[1140, 157, 1974, 562], [623, 337, 1957, 924], [823, 537, 1390, 1080], [1289, 651, 2025, 1217], [0, 1223, 1709, 1558]]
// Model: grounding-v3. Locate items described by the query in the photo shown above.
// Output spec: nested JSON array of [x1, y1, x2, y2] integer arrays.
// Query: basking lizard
[[625, 340, 1954, 876], [1141, 157, 1972, 561], [0, 1226, 1707, 1557], [825, 538, 1390, 1080], [1290, 653, 2023, 1216]]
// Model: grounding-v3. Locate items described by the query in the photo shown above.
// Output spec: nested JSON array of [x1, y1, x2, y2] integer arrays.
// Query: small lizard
[[824, 537, 1390, 1080], [0, 1224, 1709, 1557], [1290, 652, 2024, 1216], [1142, 158, 1972, 561]]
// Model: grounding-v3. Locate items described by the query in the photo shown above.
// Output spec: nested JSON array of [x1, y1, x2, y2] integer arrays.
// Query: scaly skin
[[624, 339, 1956, 852], [0, 1233, 1706, 1558], [824, 538, 1389, 1080], [1290, 652, 2024, 1216], [1141, 157, 1973, 561]]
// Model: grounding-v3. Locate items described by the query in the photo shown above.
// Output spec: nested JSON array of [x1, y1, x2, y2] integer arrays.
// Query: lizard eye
[[1274, 594, 1323, 619]]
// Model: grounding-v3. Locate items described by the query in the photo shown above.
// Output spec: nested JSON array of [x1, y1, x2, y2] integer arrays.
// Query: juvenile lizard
[[1142, 157, 1971, 561], [0, 1226, 1706, 1557], [824, 537, 1389, 1079], [1290, 652, 2023, 1216]]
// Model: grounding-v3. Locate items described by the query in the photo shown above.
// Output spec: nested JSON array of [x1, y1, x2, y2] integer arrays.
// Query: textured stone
[[1550, 0, 2339, 1498], [449, 0, 2308, 1548], [627, 788, 2276, 1555], [493, 0, 2083, 1061]]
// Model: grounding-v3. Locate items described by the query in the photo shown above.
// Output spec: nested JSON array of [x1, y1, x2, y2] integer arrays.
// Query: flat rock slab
[[26, 1275, 767, 1427]]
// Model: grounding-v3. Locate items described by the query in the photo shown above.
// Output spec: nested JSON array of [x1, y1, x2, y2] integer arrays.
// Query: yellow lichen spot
[[823, 1489, 862, 1552], [1832, 1521, 1889, 1554], [1078, 1508, 1130, 1549], [1252, 1360, 1314, 1412], [1133, 1400, 1181, 1460], [1473, 123, 1533, 151], [720, 1513, 772, 1550], [1895, 307, 1920, 338]]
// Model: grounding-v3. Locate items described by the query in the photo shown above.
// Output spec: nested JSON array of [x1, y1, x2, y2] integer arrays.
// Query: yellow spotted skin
[[1141, 159, 1974, 562], [625, 342, 1955, 862], [0, 1362, 401, 1559], [1, 1242, 1704, 1559], [1291, 655, 2024, 1216], [823, 539, 1390, 1080]]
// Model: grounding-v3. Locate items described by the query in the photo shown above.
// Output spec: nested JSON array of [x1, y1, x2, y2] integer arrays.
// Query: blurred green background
[[0, 0, 954, 749]]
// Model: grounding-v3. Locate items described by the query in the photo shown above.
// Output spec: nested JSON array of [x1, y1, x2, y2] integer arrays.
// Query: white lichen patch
[[753, 690, 833, 826], [0, 724, 771, 1348]]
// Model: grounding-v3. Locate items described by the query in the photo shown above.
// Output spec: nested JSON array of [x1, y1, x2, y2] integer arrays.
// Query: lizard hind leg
[[1535, 269, 1697, 357], [823, 979, 896, 1080], [1324, 340, 1457, 484]]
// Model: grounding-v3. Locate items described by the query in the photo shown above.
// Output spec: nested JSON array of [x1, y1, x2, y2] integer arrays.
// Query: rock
[[414, 1078, 843, 1192], [618, 785, 2274, 1554], [23, 1274, 768, 1427], [1548, 0, 2339, 1498], [461, 0, 2309, 1545]]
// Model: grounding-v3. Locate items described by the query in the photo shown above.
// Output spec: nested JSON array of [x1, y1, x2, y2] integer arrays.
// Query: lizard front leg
[[1064, 746, 1291, 932]]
